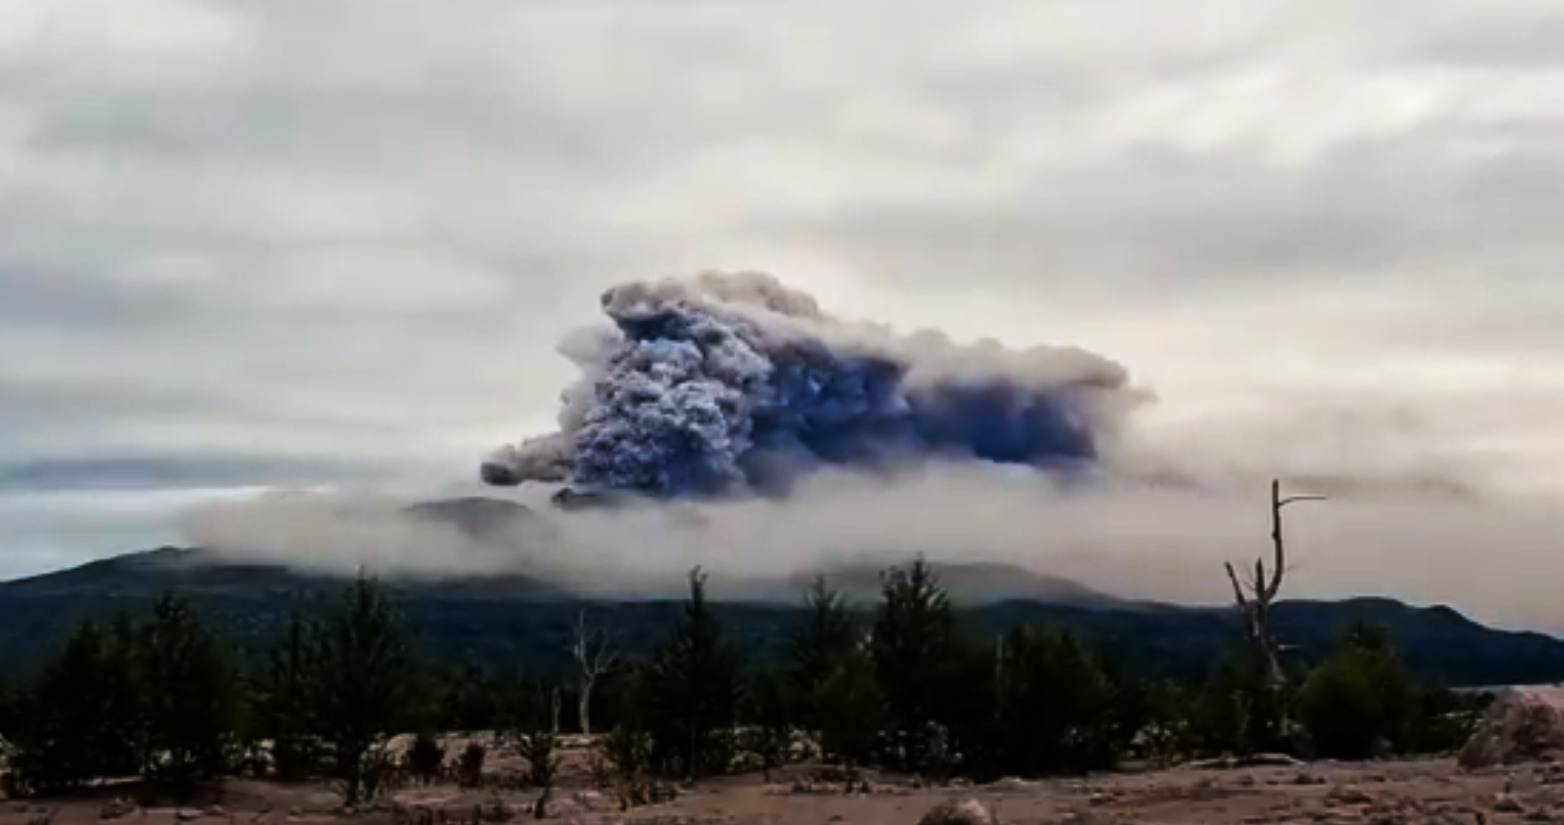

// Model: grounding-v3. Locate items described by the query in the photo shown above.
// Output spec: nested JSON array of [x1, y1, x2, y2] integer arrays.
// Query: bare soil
[[7, 741, 1564, 825]]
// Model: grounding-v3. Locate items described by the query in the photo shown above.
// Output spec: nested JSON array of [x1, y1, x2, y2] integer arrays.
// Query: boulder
[[1459, 686, 1564, 769], [917, 797, 998, 825]]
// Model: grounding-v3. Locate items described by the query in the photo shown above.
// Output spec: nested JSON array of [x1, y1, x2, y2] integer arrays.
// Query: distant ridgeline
[[3, 544, 1564, 687]]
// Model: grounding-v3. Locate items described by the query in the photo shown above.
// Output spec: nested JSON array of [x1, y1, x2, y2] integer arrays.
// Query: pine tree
[[252, 609, 319, 781], [871, 558, 967, 773], [994, 626, 1115, 776], [0, 676, 16, 745], [594, 666, 655, 811], [106, 611, 149, 777], [739, 665, 793, 779], [642, 567, 742, 779], [1139, 679, 1197, 767], [1298, 621, 1414, 760], [6, 618, 141, 793], [812, 645, 883, 775], [1189, 644, 1277, 757], [447, 662, 504, 733], [133, 594, 239, 787], [786, 576, 860, 733], [305, 574, 421, 806]]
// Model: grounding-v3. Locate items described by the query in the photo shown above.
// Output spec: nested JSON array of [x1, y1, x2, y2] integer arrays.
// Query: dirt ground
[[5, 741, 1562, 825]]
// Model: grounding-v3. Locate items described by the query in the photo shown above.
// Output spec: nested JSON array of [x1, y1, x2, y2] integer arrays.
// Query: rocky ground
[[6, 748, 1564, 825]]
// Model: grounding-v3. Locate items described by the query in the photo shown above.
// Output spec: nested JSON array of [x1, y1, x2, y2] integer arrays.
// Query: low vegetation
[[0, 559, 1488, 808]]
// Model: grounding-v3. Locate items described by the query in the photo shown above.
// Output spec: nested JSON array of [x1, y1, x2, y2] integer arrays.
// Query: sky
[[4, 1, 1564, 627]]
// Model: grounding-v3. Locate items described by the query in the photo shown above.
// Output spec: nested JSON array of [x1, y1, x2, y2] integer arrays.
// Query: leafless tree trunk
[[571, 609, 618, 736], [1224, 478, 1325, 688]]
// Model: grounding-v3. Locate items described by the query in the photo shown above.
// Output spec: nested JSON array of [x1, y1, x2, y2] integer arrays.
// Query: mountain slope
[[763, 560, 1129, 607], [4, 496, 1563, 686], [4, 548, 1564, 686]]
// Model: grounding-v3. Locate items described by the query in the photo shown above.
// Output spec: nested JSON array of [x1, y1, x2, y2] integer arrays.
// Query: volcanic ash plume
[[482, 271, 1150, 498]]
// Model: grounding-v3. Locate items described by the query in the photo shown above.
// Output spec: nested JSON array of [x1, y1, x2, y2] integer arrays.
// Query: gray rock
[[917, 797, 999, 825]]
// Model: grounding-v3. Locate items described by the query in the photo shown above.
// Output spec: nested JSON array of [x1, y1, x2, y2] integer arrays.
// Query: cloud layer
[[4, 1, 1564, 627]]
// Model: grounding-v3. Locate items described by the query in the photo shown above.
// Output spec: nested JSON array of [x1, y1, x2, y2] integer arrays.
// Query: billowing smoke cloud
[[176, 464, 1564, 634], [481, 271, 1150, 498], [166, 271, 1564, 634]]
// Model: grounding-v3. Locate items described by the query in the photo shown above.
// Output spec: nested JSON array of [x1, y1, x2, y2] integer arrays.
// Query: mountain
[[404, 496, 553, 543], [0, 488, 562, 601], [4, 496, 1564, 687], [766, 560, 1128, 607]]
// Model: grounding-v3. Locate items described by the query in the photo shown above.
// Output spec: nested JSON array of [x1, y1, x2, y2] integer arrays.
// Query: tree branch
[[1224, 562, 1249, 607], [571, 610, 618, 679]]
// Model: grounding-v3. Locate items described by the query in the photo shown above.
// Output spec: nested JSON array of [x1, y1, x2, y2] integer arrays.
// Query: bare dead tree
[[571, 609, 619, 736], [1224, 478, 1326, 688]]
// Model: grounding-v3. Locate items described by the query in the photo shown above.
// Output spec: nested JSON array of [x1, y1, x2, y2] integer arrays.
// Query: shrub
[[597, 723, 654, 810], [514, 730, 561, 789], [406, 731, 446, 785], [456, 741, 487, 788], [1297, 622, 1413, 760]]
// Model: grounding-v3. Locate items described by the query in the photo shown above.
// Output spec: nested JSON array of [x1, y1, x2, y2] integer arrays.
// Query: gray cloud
[[3, 0, 1564, 627], [178, 465, 1564, 633], [0, 455, 367, 492]]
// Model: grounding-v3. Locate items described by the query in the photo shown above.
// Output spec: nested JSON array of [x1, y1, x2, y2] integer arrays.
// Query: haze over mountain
[[8, 514, 1564, 691], [172, 482, 1564, 635], [166, 494, 1124, 604]]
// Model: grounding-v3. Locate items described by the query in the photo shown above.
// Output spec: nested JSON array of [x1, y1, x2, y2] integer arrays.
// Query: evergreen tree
[[1137, 678, 1197, 766], [251, 609, 320, 781], [993, 625, 1115, 776], [133, 594, 239, 787], [1095, 648, 1160, 760], [447, 662, 504, 733], [641, 567, 742, 779], [870, 558, 970, 773], [0, 676, 16, 745], [595, 665, 655, 810], [5, 618, 141, 793], [739, 664, 793, 778], [107, 611, 150, 776], [1189, 645, 1277, 757], [305, 574, 421, 806], [786, 577, 860, 732], [1405, 679, 1475, 754], [1298, 621, 1414, 759], [781, 576, 884, 774], [0, 677, 15, 795], [812, 644, 883, 774]]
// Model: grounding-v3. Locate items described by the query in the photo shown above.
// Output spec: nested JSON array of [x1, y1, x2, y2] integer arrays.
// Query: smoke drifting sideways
[[178, 466, 1564, 634], [481, 271, 1152, 500], [173, 269, 1564, 631]]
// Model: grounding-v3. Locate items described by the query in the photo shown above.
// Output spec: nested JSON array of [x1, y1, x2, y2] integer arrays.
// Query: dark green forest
[[0, 560, 1491, 810], [5, 553, 1564, 688]]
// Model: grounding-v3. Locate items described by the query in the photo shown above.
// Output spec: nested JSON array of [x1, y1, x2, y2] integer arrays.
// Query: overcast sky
[[4, 1, 1564, 625]]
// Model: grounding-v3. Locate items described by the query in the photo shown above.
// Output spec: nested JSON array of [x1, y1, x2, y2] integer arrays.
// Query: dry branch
[[571, 609, 619, 735], [1224, 478, 1325, 688]]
